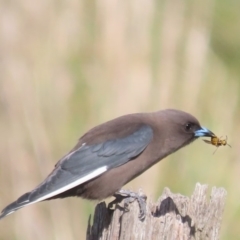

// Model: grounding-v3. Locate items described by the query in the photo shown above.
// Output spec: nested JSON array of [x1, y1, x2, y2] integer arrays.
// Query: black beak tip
[[194, 127, 215, 138]]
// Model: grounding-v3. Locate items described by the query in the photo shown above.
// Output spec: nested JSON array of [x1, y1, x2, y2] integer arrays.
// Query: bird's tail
[[0, 192, 31, 220]]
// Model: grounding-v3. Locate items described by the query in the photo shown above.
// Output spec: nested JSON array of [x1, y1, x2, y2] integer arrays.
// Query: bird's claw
[[108, 189, 147, 220]]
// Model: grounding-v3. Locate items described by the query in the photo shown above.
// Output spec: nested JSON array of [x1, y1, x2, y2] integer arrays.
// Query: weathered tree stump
[[87, 183, 227, 240]]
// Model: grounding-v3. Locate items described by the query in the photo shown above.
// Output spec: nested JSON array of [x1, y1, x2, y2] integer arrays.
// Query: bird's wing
[[0, 125, 153, 219]]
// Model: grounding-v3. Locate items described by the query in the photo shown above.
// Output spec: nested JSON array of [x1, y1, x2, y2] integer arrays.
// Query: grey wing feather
[[0, 125, 153, 219], [61, 124, 153, 172]]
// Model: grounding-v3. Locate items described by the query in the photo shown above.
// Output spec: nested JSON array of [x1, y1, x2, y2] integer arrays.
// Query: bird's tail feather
[[0, 192, 31, 220]]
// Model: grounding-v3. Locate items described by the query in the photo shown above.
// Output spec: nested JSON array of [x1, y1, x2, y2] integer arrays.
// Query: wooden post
[[86, 183, 227, 240]]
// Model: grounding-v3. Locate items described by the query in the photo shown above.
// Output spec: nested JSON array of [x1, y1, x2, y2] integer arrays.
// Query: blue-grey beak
[[194, 127, 215, 137]]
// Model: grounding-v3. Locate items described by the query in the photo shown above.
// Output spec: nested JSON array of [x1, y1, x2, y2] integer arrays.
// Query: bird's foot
[[108, 189, 147, 220]]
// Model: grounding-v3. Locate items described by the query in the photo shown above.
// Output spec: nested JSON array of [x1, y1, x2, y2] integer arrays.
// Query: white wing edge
[[30, 166, 108, 203], [3, 166, 108, 217]]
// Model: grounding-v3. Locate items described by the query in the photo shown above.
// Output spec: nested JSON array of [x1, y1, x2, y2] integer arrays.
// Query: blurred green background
[[0, 0, 239, 239]]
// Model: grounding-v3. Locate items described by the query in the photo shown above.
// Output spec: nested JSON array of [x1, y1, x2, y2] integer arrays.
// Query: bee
[[203, 135, 231, 154]]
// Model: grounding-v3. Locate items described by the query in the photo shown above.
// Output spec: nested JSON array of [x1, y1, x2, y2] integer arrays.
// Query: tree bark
[[87, 183, 227, 240]]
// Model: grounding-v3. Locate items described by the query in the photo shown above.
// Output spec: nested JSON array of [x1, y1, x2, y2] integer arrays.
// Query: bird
[[0, 109, 215, 220]]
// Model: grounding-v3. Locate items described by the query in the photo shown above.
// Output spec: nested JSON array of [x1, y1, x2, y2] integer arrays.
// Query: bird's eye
[[185, 123, 193, 132]]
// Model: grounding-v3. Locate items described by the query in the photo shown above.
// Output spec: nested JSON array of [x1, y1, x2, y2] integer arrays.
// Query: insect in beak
[[203, 135, 231, 154]]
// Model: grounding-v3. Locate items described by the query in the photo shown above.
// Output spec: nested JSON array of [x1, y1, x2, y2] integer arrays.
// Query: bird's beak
[[194, 127, 215, 137]]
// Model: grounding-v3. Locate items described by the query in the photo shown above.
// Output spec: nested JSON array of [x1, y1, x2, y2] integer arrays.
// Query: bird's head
[[159, 109, 215, 151]]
